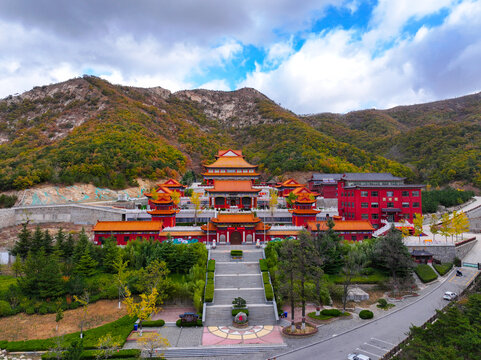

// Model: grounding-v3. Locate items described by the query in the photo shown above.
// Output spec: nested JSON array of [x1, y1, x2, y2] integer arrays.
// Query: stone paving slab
[[123, 326, 203, 349], [215, 274, 263, 288], [215, 262, 260, 274]]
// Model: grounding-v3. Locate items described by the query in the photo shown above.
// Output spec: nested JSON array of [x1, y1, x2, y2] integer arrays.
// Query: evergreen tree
[[54, 228, 67, 258], [18, 249, 65, 299], [42, 229, 54, 254], [31, 226, 44, 252], [11, 223, 32, 259], [74, 247, 99, 277], [62, 233, 75, 260], [73, 229, 90, 264], [102, 237, 119, 273]]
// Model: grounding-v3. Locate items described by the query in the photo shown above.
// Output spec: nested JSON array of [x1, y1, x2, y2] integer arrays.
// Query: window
[[387, 202, 394, 208], [371, 191, 378, 197], [364, 235, 369, 240], [351, 235, 357, 241], [387, 191, 394, 197], [402, 191, 409, 197], [372, 214, 379, 219], [371, 202, 379, 208], [402, 202, 410, 208], [412, 191, 420, 197], [361, 202, 368, 208], [361, 214, 369, 220], [361, 191, 368, 197], [413, 202, 420, 208]]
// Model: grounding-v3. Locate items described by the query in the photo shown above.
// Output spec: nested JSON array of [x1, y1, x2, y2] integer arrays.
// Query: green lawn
[[415, 264, 438, 283], [326, 269, 388, 284]]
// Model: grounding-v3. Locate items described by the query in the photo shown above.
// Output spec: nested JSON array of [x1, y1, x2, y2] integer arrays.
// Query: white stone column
[[217, 232, 219, 242], [242, 231, 246, 243], [227, 231, 230, 243]]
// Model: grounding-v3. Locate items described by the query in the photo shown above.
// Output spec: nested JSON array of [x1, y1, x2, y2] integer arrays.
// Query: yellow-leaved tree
[[170, 191, 181, 208], [452, 211, 470, 242], [73, 291, 90, 339], [269, 189, 278, 222], [399, 219, 411, 239], [429, 214, 439, 241], [412, 213, 424, 243], [190, 191, 202, 225], [137, 332, 169, 358], [123, 287, 159, 337], [439, 212, 453, 243]]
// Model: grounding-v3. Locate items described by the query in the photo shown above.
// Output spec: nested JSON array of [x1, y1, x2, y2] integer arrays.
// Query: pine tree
[[55, 228, 67, 258], [74, 247, 99, 277], [42, 229, 54, 254], [62, 233, 75, 260], [102, 237, 119, 273], [11, 223, 32, 259], [73, 229, 90, 264], [31, 226, 44, 252]]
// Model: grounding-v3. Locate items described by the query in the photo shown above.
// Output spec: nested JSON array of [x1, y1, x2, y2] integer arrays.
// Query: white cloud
[[198, 79, 230, 91]]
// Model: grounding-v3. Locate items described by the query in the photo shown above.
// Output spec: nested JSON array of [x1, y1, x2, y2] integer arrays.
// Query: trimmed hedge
[[415, 264, 438, 283], [359, 310, 374, 319], [207, 272, 214, 280], [264, 283, 274, 301], [2, 315, 135, 351], [142, 319, 165, 327], [207, 259, 215, 272], [42, 349, 141, 360], [262, 271, 270, 284], [433, 262, 453, 276], [205, 280, 214, 302], [176, 319, 203, 327], [321, 309, 341, 317], [232, 308, 249, 317], [230, 250, 243, 257], [259, 259, 268, 272]]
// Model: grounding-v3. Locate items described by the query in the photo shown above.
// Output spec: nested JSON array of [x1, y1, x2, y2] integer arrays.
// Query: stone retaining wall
[[455, 238, 477, 260]]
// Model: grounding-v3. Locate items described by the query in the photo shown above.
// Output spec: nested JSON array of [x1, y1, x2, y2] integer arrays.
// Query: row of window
[[342, 190, 420, 197], [342, 201, 419, 208], [208, 169, 255, 173], [344, 213, 412, 221]]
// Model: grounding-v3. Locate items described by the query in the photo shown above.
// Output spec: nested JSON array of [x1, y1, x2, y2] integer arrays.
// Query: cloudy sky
[[1, 0, 481, 113]]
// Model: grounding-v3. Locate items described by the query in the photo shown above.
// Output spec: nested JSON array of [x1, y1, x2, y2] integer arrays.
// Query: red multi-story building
[[289, 187, 320, 226], [337, 173, 424, 228], [275, 179, 305, 197]]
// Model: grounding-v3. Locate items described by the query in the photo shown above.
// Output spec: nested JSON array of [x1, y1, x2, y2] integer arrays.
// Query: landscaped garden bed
[[230, 250, 243, 259], [307, 308, 351, 322], [282, 322, 318, 337], [433, 262, 453, 276], [415, 264, 438, 283]]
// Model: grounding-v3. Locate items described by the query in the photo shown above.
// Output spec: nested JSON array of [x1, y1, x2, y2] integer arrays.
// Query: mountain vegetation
[[1, 76, 480, 190]]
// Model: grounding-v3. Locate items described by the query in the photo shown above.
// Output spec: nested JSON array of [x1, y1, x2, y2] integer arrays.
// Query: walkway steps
[[160, 344, 286, 358]]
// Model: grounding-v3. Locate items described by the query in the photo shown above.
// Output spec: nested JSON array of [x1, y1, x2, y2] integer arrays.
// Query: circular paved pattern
[[203, 325, 284, 345]]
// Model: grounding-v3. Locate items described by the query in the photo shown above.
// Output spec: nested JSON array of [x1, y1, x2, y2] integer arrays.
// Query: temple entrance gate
[[230, 231, 242, 245]]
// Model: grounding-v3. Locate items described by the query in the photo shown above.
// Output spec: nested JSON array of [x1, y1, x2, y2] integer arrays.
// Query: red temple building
[[275, 179, 305, 197], [289, 187, 320, 226], [337, 173, 424, 228], [157, 178, 186, 196], [306, 218, 374, 241], [202, 150, 259, 186], [92, 221, 164, 245], [307, 173, 342, 198], [206, 180, 260, 209], [146, 193, 179, 227]]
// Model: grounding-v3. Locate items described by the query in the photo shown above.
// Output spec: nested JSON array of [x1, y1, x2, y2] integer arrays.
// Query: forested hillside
[[2, 76, 480, 191], [304, 92, 481, 187], [0, 76, 413, 191]]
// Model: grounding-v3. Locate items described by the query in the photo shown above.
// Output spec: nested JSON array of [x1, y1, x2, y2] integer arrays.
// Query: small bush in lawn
[[230, 250, 243, 257], [142, 319, 165, 327], [262, 271, 270, 284], [321, 309, 341, 317], [433, 262, 453, 276], [377, 298, 388, 308], [259, 259, 268, 272], [232, 308, 249, 316], [207, 259, 215, 272], [415, 264, 438, 283], [0, 300, 12, 317], [359, 310, 374, 319]]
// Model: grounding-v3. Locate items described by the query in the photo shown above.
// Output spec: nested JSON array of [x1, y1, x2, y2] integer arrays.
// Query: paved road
[[267, 267, 479, 360]]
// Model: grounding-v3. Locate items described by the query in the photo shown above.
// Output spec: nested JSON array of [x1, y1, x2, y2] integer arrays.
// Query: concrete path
[[204, 246, 277, 326]]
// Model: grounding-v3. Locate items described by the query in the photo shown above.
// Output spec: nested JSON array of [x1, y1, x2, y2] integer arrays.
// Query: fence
[[381, 270, 481, 359]]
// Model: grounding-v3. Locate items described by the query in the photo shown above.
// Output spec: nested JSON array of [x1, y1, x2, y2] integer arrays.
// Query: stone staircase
[[204, 246, 277, 326]]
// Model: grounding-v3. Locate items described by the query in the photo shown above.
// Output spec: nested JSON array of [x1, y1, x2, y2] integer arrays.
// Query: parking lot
[[449, 266, 478, 287]]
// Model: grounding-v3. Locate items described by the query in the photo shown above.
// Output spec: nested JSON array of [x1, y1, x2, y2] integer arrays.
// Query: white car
[[347, 354, 371, 360], [443, 291, 457, 300]]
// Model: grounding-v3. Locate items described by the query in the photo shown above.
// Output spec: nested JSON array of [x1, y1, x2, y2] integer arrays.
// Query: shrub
[[207, 259, 215, 272], [321, 308, 341, 317], [0, 300, 12, 317], [262, 271, 270, 284], [359, 310, 374, 319], [264, 283, 274, 301], [361, 267, 374, 276], [232, 297, 247, 308], [230, 250, 243, 257], [433, 262, 453, 276], [42, 349, 141, 360], [454, 257, 462, 267], [232, 308, 249, 317], [205, 281, 214, 302], [25, 306, 35, 315], [415, 264, 438, 283], [142, 319, 165, 327], [377, 298, 388, 307], [259, 259, 268, 272], [207, 272, 214, 281], [176, 318, 202, 327]]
